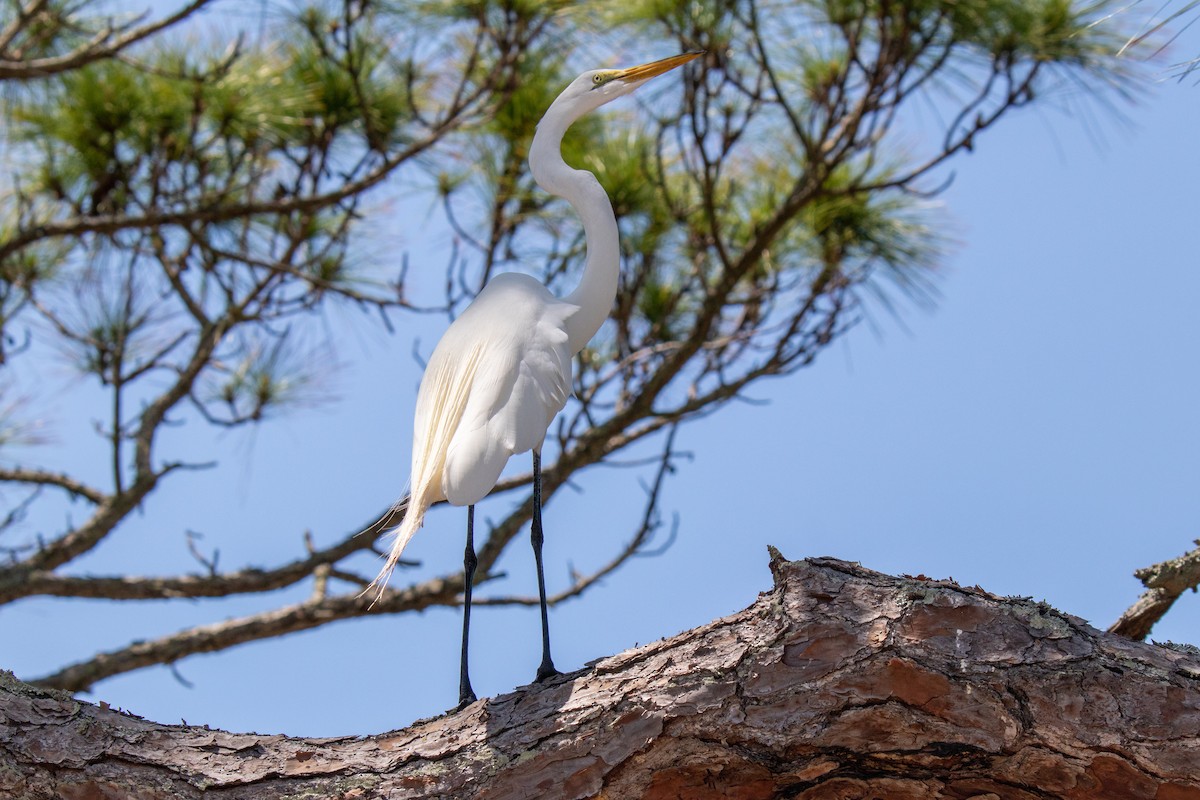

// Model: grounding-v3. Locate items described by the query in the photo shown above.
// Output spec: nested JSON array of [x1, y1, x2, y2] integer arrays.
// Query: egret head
[[547, 51, 703, 122]]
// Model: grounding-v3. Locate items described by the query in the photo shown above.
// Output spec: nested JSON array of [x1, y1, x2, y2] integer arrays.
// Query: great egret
[[372, 51, 702, 711]]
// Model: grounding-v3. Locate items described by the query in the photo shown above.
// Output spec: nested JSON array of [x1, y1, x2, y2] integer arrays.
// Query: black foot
[[452, 689, 478, 713], [535, 659, 560, 682]]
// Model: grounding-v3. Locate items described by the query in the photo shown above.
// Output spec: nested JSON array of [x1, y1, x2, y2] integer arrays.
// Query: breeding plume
[[372, 51, 702, 710]]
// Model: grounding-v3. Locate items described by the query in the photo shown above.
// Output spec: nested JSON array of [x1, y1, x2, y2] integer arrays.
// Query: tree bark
[[3, 553, 1199, 799]]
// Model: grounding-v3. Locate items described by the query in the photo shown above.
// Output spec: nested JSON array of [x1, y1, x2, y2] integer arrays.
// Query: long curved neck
[[529, 109, 619, 355]]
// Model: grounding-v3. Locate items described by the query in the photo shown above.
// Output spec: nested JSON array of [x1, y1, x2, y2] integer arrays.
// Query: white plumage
[[400, 275, 573, 548], [367, 51, 702, 709]]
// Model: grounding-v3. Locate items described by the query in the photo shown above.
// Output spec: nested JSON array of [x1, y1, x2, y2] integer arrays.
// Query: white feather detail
[[368, 273, 574, 597]]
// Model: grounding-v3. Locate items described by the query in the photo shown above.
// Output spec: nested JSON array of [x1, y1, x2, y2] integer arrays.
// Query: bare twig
[[185, 531, 219, 578], [0, 467, 107, 505]]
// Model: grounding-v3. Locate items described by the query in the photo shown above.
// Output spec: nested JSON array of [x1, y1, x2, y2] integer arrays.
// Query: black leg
[[531, 451, 559, 682], [455, 505, 478, 711]]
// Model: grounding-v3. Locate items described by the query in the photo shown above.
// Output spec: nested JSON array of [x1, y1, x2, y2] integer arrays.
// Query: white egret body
[[414, 273, 573, 510], [372, 51, 701, 710]]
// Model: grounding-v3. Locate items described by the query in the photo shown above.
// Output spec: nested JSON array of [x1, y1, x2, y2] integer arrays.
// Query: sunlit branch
[[0, 466, 107, 505], [0, 43, 520, 266], [0, 0, 217, 80]]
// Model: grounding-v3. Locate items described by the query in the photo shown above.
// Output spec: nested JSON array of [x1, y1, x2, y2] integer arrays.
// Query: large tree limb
[[3, 555, 1198, 798]]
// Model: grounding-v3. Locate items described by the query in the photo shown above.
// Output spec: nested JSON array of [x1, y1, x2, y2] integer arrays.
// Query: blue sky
[[3, 11, 1199, 737]]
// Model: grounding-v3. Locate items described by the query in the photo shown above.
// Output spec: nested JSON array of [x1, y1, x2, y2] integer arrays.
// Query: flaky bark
[[3, 555, 1199, 799]]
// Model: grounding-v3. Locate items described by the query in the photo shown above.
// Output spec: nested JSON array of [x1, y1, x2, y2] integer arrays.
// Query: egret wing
[[370, 333, 486, 587], [409, 335, 487, 507], [440, 281, 574, 505]]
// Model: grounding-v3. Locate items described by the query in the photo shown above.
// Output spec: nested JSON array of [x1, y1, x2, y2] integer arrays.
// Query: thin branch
[[478, 425, 682, 609], [0, 475, 160, 579], [0, 509, 397, 603], [0, 0, 219, 80], [0, 487, 42, 540], [184, 531, 219, 577], [0, 42, 519, 265], [29, 567, 492, 693], [0, 466, 107, 505]]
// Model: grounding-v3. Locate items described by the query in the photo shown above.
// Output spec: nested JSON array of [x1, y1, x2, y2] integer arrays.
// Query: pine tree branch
[[3, 556, 1198, 798], [28, 568, 477, 693], [0, 467, 107, 505], [0, 523, 384, 603], [0, 0, 217, 81]]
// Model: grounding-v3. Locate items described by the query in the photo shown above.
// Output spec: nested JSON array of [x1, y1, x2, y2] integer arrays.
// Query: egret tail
[[367, 492, 430, 602]]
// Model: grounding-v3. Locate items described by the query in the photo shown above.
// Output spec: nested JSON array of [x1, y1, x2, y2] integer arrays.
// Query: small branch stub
[[1109, 540, 1200, 641]]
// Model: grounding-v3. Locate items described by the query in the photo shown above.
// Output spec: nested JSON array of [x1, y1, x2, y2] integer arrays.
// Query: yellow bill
[[615, 51, 704, 83]]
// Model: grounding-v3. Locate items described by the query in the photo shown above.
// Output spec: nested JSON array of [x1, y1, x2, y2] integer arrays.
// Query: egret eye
[[592, 74, 604, 86]]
